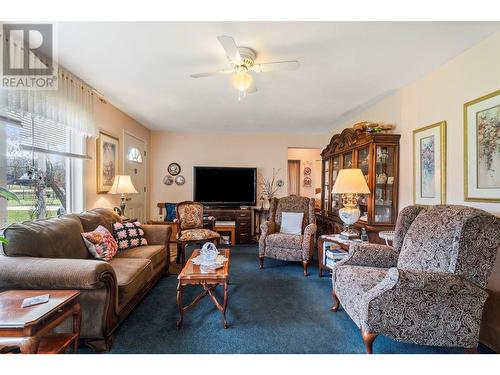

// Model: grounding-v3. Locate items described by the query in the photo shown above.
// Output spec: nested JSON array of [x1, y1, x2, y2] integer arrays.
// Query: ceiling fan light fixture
[[231, 68, 253, 92]]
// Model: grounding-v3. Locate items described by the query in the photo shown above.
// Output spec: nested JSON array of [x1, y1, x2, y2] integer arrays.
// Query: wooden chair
[[175, 201, 220, 264]]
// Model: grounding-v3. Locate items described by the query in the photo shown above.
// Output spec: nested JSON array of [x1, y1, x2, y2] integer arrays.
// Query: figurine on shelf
[[376, 173, 388, 184]]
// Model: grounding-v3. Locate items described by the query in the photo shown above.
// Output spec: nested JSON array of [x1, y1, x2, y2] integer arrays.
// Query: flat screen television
[[193, 166, 257, 207]]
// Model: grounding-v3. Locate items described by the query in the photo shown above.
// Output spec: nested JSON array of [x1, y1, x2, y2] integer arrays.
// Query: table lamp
[[331, 168, 370, 239], [108, 175, 138, 218]]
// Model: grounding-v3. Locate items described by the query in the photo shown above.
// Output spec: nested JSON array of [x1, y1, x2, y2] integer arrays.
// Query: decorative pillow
[[280, 212, 304, 235], [113, 221, 148, 250], [164, 203, 177, 222], [81, 225, 118, 261]]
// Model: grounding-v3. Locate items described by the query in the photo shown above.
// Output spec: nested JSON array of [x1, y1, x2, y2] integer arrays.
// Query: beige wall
[[332, 30, 500, 216], [287, 148, 322, 198], [84, 98, 151, 217], [149, 132, 325, 218], [328, 30, 500, 289]]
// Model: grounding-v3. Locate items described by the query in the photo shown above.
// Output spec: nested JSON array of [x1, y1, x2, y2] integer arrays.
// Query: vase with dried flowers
[[260, 169, 282, 208]]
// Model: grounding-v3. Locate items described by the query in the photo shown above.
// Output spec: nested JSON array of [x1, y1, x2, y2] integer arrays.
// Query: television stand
[[204, 207, 252, 244]]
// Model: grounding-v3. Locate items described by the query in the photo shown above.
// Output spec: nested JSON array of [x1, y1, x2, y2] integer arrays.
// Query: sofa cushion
[[266, 233, 303, 249], [77, 208, 122, 233], [2, 214, 89, 259], [114, 245, 167, 270], [108, 258, 153, 310], [335, 265, 389, 327]]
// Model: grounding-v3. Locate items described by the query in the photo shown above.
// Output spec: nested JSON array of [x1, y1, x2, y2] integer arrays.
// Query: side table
[[214, 223, 236, 246], [0, 290, 81, 354], [317, 234, 364, 277], [252, 208, 269, 240]]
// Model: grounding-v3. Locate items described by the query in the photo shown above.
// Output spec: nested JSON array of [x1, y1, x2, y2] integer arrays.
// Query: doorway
[[287, 148, 322, 204], [123, 131, 147, 222]]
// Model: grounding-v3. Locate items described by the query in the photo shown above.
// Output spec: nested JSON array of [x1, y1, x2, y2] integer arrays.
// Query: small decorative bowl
[[200, 242, 219, 263]]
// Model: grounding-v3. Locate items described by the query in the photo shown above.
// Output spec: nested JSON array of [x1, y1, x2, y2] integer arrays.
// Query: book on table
[[323, 243, 348, 270]]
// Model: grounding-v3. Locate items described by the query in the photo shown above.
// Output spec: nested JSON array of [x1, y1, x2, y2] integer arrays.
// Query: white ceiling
[[57, 22, 500, 133]]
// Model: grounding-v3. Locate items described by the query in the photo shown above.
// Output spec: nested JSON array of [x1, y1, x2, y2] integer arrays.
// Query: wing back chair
[[175, 201, 220, 264], [332, 205, 500, 353], [259, 195, 317, 276]]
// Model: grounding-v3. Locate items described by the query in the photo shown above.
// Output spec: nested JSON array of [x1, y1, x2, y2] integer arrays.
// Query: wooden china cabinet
[[316, 127, 400, 243]]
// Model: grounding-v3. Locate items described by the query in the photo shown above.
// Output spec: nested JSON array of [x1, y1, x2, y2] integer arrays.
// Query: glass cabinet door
[[374, 146, 395, 223], [331, 156, 341, 210], [343, 152, 353, 169], [357, 147, 370, 222], [322, 159, 330, 212]]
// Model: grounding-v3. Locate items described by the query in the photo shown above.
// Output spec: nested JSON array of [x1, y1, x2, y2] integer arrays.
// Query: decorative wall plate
[[168, 162, 181, 176], [175, 175, 185, 185], [163, 175, 174, 185], [303, 166, 312, 175], [303, 176, 312, 187]]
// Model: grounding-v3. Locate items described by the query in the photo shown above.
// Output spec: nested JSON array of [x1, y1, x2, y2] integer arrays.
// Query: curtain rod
[[19, 145, 92, 160]]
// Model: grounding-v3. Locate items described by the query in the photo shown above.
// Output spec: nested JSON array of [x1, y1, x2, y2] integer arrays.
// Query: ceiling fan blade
[[252, 60, 300, 73], [217, 35, 242, 65], [190, 69, 234, 78]]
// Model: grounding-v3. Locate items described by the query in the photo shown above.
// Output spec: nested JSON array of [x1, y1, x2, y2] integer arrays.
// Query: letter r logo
[[2, 24, 53, 75]]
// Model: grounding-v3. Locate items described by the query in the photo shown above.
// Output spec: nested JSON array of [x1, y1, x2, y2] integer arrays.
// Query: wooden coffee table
[[0, 290, 81, 354], [176, 248, 230, 329]]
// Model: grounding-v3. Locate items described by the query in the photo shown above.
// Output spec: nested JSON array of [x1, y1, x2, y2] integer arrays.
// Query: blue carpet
[[83, 244, 494, 354]]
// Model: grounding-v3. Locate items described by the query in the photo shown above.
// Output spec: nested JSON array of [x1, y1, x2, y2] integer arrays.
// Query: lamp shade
[[331, 169, 370, 194], [108, 175, 138, 194]]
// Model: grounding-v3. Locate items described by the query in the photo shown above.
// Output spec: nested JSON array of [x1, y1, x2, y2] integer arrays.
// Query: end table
[[0, 290, 81, 354], [317, 234, 364, 277]]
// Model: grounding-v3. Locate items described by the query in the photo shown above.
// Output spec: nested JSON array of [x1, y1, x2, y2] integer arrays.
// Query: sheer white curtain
[[288, 160, 300, 196], [0, 31, 97, 138]]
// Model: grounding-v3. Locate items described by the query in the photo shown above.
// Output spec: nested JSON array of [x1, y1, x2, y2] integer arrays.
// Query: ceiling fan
[[190, 35, 300, 100]]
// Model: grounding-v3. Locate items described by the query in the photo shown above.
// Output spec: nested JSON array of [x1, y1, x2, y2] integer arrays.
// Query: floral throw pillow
[[82, 225, 118, 261], [113, 221, 148, 250]]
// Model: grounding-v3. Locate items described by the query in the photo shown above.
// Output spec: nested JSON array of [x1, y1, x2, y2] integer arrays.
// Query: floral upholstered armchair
[[332, 205, 500, 353], [175, 201, 220, 264], [259, 195, 317, 276]]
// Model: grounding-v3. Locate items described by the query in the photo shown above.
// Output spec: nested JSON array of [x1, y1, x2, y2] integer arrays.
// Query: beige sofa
[[0, 208, 171, 352]]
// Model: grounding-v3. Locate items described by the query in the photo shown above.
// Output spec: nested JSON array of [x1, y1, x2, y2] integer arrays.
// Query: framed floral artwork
[[464, 90, 500, 202], [97, 131, 119, 193], [413, 121, 446, 205]]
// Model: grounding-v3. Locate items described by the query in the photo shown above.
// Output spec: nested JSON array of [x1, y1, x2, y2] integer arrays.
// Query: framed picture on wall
[[413, 121, 446, 205], [464, 89, 500, 202], [97, 131, 119, 193]]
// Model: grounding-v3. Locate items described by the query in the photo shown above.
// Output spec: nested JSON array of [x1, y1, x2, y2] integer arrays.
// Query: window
[[0, 116, 86, 226], [127, 147, 143, 163]]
